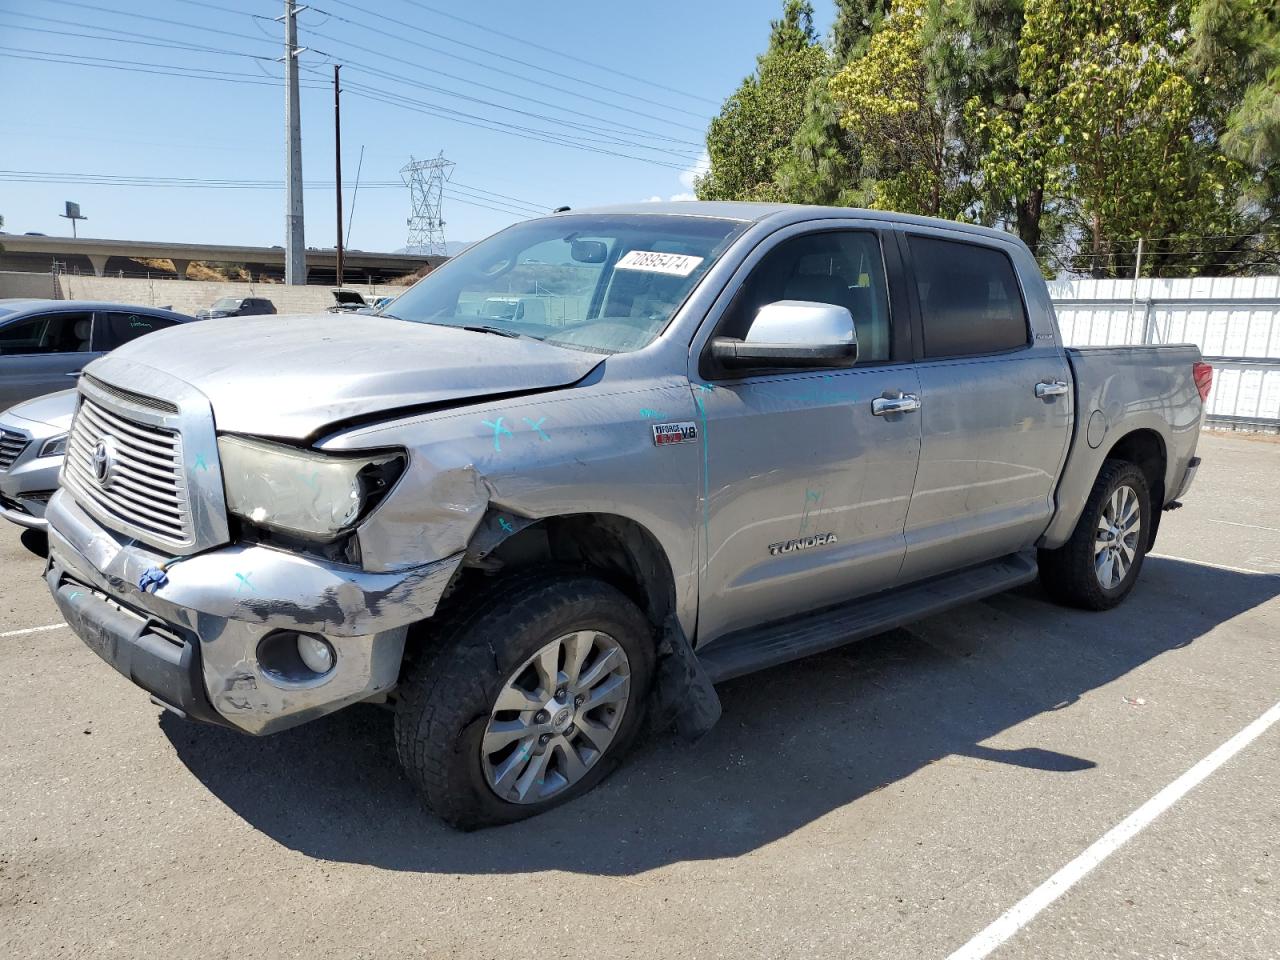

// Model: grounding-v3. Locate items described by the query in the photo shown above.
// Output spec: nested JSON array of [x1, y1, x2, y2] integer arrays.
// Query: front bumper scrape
[[47, 570, 231, 727], [46, 490, 464, 734]]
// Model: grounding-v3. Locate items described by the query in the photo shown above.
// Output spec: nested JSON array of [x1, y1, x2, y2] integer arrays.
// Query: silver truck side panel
[[1039, 344, 1203, 549], [891, 223, 1074, 582], [322, 373, 706, 634]]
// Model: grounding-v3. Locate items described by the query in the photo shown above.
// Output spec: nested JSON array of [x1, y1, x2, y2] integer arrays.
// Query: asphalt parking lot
[[2, 430, 1277, 960]]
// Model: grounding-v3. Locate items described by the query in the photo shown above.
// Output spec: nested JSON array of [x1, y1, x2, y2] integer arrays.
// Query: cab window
[[716, 230, 893, 363]]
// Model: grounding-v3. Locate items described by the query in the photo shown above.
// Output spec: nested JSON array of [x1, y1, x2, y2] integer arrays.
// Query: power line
[[310, 50, 701, 160], [26, 0, 279, 49], [393, 0, 719, 107], [304, 28, 702, 150], [0, 48, 320, 87], [312, 0, 709, 122], [336, 77, 689, 171], [0, 13, 269, 59], [0, 169, 540, 218]]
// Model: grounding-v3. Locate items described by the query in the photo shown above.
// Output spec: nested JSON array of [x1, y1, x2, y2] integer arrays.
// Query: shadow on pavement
[[162, 556, 1278, 875]]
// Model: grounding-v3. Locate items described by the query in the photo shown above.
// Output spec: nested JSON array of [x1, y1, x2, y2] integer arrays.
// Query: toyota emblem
[[92, 437, 116, 487]]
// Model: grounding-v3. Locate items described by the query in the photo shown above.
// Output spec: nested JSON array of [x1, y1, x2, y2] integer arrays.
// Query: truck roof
[[564, 200, 1022, 248]]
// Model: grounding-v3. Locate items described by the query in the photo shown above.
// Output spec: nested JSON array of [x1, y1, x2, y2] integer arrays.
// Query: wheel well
[[1104, 429, 1166, 547], [453, 513, 677, 632]]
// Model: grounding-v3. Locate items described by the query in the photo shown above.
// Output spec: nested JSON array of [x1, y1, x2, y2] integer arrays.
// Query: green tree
[[828, 2, 972, 218], [697, 0, 828, 201]]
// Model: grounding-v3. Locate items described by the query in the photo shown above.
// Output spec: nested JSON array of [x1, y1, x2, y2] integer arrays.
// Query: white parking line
[[1205, 517, 1280, 535], [0, 622, 67, 639], [946, 699, 1280, 960], [1148, 553, 1280, 577]]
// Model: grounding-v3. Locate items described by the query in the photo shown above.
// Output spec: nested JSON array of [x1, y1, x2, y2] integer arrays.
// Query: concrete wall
[[0, 271, 408, 316], [0, 271, 60, 300]]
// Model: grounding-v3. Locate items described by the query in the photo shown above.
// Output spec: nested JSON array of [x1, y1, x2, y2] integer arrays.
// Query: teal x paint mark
[[68, 591, 82, 601], [692, 384, 714, 572], [193, 453, 208, 471], [303, 470, 319, 488], [639, 408, 666, 419], [522, 416, 550, 441], [234, 572, 255, 594], [482, 417, 513, 452], [498, 517, 515, 534]]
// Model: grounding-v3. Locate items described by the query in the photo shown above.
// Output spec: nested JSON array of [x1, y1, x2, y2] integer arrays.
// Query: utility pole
[[283, 0, 306, 285], [333, 64, 344, 287]]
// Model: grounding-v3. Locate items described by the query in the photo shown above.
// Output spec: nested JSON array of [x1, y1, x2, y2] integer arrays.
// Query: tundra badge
[[769, 532, 838, 556]]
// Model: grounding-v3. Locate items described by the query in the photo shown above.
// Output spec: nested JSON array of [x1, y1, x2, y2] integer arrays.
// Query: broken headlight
[[217, 435, 404, 541]]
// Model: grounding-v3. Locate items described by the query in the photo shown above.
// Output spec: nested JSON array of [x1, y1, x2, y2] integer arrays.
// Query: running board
[[697, 551, 1039, 684]]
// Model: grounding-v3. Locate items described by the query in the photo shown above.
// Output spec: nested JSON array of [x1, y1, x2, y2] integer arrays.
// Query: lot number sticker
[[615, 250, 704, 276]]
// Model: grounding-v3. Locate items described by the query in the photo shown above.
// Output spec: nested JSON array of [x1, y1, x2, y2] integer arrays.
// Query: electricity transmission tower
[[401, 153, 454, 256]]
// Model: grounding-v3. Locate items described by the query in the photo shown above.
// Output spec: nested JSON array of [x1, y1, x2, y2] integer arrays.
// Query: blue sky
[[0, 0, 836, 250]]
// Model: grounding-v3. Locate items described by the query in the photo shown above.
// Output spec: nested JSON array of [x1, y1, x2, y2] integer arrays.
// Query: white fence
[[1049, 275, 1280, 429]]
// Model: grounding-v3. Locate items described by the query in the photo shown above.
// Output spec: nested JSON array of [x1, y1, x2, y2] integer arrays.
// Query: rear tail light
[[1192, 361, 1213, 403]]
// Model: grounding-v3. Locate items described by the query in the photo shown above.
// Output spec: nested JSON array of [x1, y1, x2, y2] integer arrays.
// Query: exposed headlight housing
[[218, 435, 404, 541], [38, 434, 68, 458]]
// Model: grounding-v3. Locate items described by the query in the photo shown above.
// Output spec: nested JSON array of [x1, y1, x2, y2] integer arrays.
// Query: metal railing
[[1050, 281, 1280, 430]]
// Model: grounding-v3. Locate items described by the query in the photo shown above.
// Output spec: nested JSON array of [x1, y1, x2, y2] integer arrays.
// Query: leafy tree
[[828, 3, 972, 218], [832, 0, 892, 60], [1017, 0, 1257, 276], [697, 1, 828, 201]]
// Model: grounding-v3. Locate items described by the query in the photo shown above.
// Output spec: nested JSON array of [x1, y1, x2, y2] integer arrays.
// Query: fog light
[[297, 634, 335, 674]]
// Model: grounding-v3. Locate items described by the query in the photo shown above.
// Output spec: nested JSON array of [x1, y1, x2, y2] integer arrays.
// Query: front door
[[898, 232, 1072, 582], [693, 226, 922, 644]]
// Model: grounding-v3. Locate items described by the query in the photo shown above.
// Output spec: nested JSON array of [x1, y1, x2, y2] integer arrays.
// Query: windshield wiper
[[462, 324, 524, 339]]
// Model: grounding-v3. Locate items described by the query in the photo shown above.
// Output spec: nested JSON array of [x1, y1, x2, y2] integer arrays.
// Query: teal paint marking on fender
[[522, 416, 550, 441], [481, 417, 514, 452]]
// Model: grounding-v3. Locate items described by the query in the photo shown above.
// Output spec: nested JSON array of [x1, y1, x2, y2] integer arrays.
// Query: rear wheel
[[394, 573, 655, 829], [1039, 459, 1150, 610]]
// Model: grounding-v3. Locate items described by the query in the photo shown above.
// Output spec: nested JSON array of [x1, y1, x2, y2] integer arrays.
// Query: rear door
[[693, 223, 922, 643], [95, 310, 182, 350], [0, 310, 98, 407], [897, 230, 1072, 582]]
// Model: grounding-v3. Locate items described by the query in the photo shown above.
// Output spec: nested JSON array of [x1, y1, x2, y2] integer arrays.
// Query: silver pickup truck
[[43, 203, 1209, 828]]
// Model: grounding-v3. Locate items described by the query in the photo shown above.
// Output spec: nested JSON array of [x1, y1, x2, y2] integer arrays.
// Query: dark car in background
[[195, 296, 276, 319], [0, 299, 196, 408]]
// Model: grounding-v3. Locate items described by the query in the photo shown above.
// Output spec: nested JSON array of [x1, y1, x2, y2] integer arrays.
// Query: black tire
[[394, 573, 656, 830], [1039, 459, 1151, 611]]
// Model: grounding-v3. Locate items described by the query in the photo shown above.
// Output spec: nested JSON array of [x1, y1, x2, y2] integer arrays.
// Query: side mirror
[[710, 300, 858, 370]]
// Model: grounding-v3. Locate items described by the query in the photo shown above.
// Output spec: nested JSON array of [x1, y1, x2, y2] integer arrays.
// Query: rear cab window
[[908, 235, 1029, 358]]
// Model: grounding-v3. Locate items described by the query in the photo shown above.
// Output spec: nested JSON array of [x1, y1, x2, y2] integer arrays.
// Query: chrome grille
[[0, 428, 28, 470], [62, 396, 192, 546], [83, 374, 180, 415]]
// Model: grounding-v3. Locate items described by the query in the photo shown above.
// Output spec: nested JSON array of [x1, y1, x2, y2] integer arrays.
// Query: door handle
[[871, 393, 922, 416], [1035, 380, 1069, 398]]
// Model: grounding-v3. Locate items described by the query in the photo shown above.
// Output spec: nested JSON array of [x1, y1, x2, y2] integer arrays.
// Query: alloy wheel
[[1094, 483, 1141, 590], [480, 630, 631, 804]]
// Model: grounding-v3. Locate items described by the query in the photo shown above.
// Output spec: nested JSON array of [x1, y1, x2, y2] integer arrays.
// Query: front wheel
[[394, 573, 655, 830], [1039, 459, 1151, 611]]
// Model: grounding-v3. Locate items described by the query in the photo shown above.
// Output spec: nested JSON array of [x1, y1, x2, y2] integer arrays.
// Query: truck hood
[[95, 313, 604, 440]]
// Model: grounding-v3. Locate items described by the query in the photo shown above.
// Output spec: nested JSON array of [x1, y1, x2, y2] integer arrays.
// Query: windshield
[[211, 297, 239, 311], [385, 214, 746, 354]]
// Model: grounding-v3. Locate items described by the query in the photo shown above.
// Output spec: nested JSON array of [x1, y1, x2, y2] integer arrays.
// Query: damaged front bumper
[[45, 490, 462, 734]]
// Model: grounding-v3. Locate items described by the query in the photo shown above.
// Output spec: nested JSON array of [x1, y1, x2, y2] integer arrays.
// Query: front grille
[[0, 428, 29, 470], [62, 396, 193, 547], [83, 375, 180, 415]]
